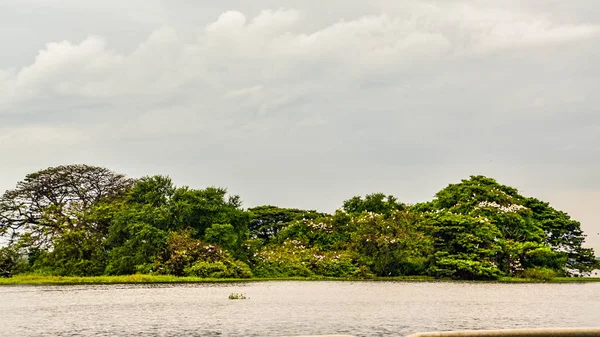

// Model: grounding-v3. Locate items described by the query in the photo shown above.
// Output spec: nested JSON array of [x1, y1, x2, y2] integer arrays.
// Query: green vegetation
[[228, 293, 247, 299], [0, 274, 251, 285], [1, 165, 598, 283], [0, 274, 598, 285]]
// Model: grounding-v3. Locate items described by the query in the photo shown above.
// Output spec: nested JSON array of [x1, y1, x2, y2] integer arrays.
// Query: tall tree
[[169, 186, 249, 240], [0, 164, 132, 247], [420, 175, 598, 276]]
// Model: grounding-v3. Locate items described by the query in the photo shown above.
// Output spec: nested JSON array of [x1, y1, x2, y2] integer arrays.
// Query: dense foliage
[[1, 166, 597, 280]]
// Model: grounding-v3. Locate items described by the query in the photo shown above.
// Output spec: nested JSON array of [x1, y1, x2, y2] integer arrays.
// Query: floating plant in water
[[228, 293, 247, 300]]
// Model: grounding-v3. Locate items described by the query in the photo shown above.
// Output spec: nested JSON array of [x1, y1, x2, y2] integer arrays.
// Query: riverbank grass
[[0, 274, 252, 285], [1, 274, 599, 285], [0, 274, 434, 285]]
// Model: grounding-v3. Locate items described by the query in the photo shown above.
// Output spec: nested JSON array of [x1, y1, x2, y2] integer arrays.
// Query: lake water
[[1, 281, 599, 337]]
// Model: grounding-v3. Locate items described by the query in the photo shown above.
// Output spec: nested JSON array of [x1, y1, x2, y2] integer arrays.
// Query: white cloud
[[0, 125, 84, 148], [3, 5, 597, 108], [248, 9, 303, 33], [1, 5, 597, 138], [0, 70, 16, 109], [206, 11, 248, 33], [15, 37, 121, 96]]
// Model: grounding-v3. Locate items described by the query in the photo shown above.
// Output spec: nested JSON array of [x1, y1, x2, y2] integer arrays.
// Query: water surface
[[1, 281, 599, 337]]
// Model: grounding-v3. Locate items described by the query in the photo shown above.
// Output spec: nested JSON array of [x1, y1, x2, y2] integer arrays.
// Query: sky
[[0, 0, 599, 252]]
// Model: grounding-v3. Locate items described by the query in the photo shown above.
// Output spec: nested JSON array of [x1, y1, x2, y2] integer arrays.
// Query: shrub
[[523, 247, 567, 270], [185, 260, 252, 278], [350, 210, 433, 276], [105, 222, 167, 275], [228, 260, 253, 278], [0, 247, 20, 277], [253, 260, 314, 278], [155, 230, 228, 276], [38, 231, 107, 276], [186, 261, 228, 278], [351, 265, 375, 279], [429, 254, 502, 280], [310, 253, 359, 277], [275, 215, 350, 250], [251, 239, 361, 277], [521, 267, 557, 281]]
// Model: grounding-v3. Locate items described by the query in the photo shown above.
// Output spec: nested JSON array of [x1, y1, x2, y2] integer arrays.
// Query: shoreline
[[1, 274, 600, 286]]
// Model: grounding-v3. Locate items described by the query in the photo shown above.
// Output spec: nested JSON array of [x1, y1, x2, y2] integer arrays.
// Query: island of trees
[[1, 164, 598, 280]]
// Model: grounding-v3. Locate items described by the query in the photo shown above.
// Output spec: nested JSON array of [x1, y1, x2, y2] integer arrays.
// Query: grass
[[0, 274, 254, 285], [0, 274, 598, 285], [498, 276, 600, 283]]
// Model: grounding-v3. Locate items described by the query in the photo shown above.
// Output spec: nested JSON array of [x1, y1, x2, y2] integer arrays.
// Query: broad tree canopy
[[0, 164, 132, 247]]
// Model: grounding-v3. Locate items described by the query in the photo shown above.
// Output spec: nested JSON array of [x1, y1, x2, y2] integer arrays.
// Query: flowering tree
[[350, 210, 432, 276], [419, 175, 597, 277]]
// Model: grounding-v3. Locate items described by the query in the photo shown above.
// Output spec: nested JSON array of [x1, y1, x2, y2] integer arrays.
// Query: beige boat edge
[[284, 335, 355, 337], [406, 328, 600, 337], [292, 328, 600, 337]]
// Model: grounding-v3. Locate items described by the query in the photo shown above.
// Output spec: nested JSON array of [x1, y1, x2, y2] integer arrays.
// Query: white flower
[[476, 201, 527, 213]]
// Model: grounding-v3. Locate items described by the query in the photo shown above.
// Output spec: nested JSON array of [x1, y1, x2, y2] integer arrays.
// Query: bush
[[350, 210, 433, 276], [251, 240, 361, 278], [0, 247, 19, 277], [253, 261, 314, 278], [105, 256, 136, 276], [38, 231, 107, 276], [310, 254, 359, 277], [229, 260, 253, 278], [521, 267, 557, 281], [351, 265, 375, 279], [105, 222, 167, 275], [275, 216, 349, 250], [523, 247, 567, 270], [185, 260, 252, 278], [156, 230, 228, 276], [186, 261, 228, 277], [429, 254, 502, 280]]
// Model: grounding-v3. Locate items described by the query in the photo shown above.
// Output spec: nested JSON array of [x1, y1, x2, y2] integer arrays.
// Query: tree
[[523, 197, 598, 275], [426, 212, 502, 280], [421, 175, 597, 276], [102, 185, 173, 275], [350, 210, 433, 276], [205, 224, 238, 253], [103, 202, 170, 275], [2, 167, 596, 280], [37, 229, 108, 276], [0, 164, 132, 247], [342, 193, 406, 216], [127, 175, 175, 208], [168, 187, 249, 248], [247, 206, 324, 241]]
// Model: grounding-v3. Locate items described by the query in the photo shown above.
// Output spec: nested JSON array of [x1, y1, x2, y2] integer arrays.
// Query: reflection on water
[[1, 281, 599, 337]]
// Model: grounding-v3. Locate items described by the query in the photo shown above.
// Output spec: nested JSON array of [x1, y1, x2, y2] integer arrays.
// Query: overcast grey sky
[[1, 0, 599, 252]]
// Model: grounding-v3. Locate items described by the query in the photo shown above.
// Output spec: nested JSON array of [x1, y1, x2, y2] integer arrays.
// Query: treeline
[[0, 164, 597, 280]]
